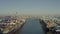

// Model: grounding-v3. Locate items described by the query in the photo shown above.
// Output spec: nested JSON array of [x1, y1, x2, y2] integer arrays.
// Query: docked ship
[[0, 16, 26, 34]]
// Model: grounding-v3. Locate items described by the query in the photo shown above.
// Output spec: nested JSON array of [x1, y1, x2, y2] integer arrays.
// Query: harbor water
[[15, 18, 45, 34]]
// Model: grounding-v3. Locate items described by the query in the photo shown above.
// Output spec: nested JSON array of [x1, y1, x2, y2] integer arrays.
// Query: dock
[[0, 16, 26, 34]]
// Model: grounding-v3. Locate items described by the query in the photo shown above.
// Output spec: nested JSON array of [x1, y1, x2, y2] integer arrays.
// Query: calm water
[[15, 18, 45, 34]]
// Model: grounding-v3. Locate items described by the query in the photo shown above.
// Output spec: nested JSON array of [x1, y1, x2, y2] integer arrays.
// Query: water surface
[[15, 18, 45, 34]]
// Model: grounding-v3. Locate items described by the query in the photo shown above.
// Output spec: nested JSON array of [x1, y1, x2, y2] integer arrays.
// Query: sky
[[0, 0, 60, 15]]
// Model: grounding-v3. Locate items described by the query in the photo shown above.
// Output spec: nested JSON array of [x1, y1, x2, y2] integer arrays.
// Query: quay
[[0, 16, 26, 34]]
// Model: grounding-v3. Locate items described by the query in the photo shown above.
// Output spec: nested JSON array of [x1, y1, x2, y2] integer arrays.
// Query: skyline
[[0, 0, 60, 15]]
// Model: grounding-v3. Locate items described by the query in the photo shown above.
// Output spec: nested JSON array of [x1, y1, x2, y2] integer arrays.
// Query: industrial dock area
[[0, 0, 60, 34], [0, 16, 26, 34], [0, 15, 60, 34]]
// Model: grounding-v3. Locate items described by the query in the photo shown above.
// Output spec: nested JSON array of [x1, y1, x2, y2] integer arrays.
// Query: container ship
[[0, 16, 26, 34]]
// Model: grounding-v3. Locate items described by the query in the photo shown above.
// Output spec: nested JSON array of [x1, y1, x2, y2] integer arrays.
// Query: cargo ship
[[0, 16, 26, 34]]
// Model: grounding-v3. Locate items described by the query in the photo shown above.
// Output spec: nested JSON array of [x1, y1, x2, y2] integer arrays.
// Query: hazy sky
[[0, 0, 60, 15]]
